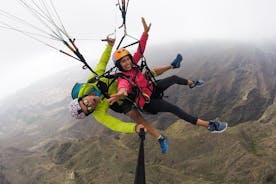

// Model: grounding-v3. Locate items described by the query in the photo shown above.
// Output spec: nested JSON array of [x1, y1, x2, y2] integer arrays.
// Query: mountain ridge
[[0, 41, 275, 183]]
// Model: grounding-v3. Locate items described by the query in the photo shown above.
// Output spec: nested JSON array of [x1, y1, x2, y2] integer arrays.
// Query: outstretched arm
[[107, 76, 131, 104], [107, 87, 128, 105], [88, 37, 115, 80], [93, 100, 139, 133]]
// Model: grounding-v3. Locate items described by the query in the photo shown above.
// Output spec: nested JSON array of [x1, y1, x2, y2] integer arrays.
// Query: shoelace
[[212, 117, 221, 130]]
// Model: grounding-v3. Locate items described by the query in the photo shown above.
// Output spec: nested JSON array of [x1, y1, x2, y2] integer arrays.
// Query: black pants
[[143, 75, 198, 125]]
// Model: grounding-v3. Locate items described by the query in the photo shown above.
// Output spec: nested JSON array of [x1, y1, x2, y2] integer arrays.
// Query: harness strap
[[117, 71, 152, 111]]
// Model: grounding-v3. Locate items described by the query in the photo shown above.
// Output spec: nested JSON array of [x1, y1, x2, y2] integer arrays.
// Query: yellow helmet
[[112, 48, 131, 63]]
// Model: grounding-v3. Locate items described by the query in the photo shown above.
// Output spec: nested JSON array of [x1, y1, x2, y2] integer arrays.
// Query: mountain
[[0, 41, 275, 184], [0, 67, 112, 149], [1, 117, 275, 184], [148, 41, 276, 126]]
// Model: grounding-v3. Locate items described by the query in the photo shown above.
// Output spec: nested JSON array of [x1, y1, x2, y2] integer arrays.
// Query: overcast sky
[[0, 0, 276, 99]]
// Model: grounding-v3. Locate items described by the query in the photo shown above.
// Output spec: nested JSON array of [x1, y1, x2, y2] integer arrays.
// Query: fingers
[[146, 23, 151, 33], [135, 124, 147, 133], [102, 37, 115, 46], [110, 93, 120, 98], [108, 88, 127, 104], [107, 95, 120, 105], [141, 17, 146, 26], [141, 17, 151, 34], [142, 17, 147, 30], [106, 98, 111, 104], [107, 97, 115, 105]]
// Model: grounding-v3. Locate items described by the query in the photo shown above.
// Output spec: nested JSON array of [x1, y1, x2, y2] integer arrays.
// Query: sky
[[0, 0, 276, 99]]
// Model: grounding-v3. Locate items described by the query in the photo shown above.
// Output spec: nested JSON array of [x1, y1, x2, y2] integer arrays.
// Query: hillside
[[1, 115, 275, 184], [0, 41, 275, 183]]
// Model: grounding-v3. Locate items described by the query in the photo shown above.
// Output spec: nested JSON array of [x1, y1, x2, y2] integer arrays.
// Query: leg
[[151, 65, 172, 76], [156, 75, 193, 92], [143, 99, 198, 125], [126, 109, 160, 138], [150, 54, 183, 76], [118, 99, 169, 152], [144, 99, 228, 132], [126, 108, 169, 153], [196, 118, 209, 127], [117, 98, 161, 138]]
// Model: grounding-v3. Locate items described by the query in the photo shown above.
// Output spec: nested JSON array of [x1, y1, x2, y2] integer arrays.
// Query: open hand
[[142, 17, 151, 34], [107, 88, 127, 105]]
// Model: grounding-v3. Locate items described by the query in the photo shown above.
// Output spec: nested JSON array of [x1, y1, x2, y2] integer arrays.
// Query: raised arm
[[132, 17, 151, 64], [88, 37, 115, 80]]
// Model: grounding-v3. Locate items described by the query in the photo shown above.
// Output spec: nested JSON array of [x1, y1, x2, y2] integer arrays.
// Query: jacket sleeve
[[117, 77, 132, 93], [88, 44, 113, 80], [92, 100, 136, 133], [132, 32, 148, 65]]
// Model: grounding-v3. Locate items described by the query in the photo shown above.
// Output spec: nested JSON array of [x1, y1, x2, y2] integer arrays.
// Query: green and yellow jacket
[[77, 44, 136, 133]]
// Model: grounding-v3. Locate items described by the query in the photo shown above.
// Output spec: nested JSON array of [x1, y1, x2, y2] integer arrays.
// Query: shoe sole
[[190, 84, 204, 89], [210, 123, 228, 133], [189, 81, 205, 88], [195, 84, 205, 88]]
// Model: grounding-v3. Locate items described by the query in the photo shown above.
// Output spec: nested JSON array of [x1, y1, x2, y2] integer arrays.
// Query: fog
[[0, 0, 276, 99]]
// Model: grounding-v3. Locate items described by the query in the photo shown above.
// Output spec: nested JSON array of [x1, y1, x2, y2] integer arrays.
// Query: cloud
[[0, 0, 276, 98]]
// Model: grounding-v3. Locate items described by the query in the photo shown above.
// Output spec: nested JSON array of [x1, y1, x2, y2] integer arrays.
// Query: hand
[[135, 124, 147, 133], [106, 37, 115, 47], [102, 36, 115, 47], [142, 17, 151, 34], [107, 88, 127, 105]]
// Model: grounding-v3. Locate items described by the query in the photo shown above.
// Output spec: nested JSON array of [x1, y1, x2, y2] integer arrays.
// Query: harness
[[86, 66, 118, 99], [114, 38, 161, 109]]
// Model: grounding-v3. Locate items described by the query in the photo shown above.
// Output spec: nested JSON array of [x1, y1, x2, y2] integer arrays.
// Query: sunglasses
[[83, 99, 95, 114]]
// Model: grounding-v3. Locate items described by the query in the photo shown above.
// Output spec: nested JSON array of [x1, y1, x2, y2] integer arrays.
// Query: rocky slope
[[0, 41, 275, 183], [0, 114, 275, 184]]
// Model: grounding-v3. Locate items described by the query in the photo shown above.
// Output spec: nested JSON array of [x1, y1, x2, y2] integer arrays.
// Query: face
[[119, 55, 132, 71], [79, 94, 100, 114]]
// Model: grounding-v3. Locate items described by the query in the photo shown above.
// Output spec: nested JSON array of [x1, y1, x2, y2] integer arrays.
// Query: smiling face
[[79, 94, 100, 114], [119, 55, 133, 71]]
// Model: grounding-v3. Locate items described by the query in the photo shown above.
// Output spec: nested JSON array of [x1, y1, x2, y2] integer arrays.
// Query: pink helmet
[[68, 99, 86, 119]]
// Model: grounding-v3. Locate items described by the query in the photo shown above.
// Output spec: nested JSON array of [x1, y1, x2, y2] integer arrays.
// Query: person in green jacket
[[68, 37, 138, 132], [68, 18, 183, 153]]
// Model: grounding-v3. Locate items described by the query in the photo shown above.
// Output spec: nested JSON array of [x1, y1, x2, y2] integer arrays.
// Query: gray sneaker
[[189, 80, 205, 88], [208, 120, 228, 133]]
